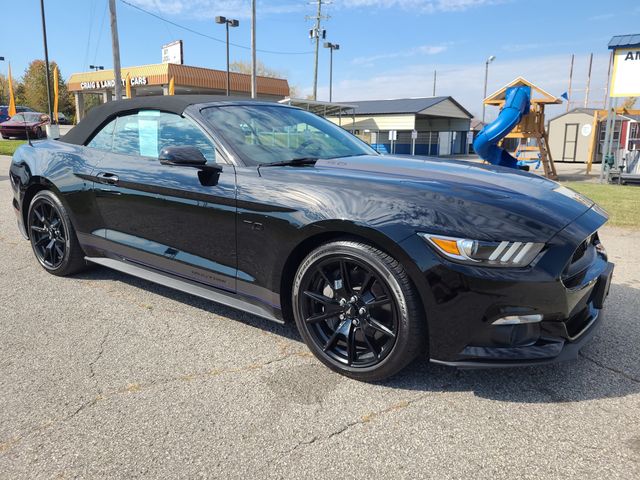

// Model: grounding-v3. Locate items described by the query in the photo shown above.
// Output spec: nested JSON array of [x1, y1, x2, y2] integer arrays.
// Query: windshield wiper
[[259, 157, 319, 168]]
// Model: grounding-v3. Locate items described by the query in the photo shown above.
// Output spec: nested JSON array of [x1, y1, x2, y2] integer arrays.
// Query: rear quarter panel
[[10, 140, 104, 238]]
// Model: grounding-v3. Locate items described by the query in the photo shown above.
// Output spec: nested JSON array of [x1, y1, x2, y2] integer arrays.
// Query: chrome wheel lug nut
[[350, 296, 358, 303], [353, 318, 360, 326], [339, 298, 347, 307], [339, 313, 345, 320], [358, 307, 366, 316]]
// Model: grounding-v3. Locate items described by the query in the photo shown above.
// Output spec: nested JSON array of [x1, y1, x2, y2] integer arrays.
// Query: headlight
[[418, 233, 544, 267]]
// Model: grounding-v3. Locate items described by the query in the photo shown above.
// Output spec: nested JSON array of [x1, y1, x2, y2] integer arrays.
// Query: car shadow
[[72, 265, 303, 343], [73, 266, 640, 403]]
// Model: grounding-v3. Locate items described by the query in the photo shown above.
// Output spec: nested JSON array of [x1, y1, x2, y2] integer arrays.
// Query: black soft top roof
[[59, 94, 270, 145]]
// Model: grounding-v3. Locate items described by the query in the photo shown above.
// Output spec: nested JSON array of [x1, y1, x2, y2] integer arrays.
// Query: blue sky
[[1, 0, 639, 119]]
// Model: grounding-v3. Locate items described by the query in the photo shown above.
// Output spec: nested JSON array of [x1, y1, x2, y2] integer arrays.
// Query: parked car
[[0, 105, 34, 123], [56, 112, 72, 125], [9, 96, 614, 381], [0, 112, 50, 139]]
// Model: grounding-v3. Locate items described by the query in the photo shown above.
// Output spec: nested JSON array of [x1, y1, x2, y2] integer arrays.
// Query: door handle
[[96, 172, 119, 185]]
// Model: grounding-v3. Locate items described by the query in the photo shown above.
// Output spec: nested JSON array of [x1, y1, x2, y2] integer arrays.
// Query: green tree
[[230, 59, 298, 97], [230, 59, 283, 78], [0, 73, 23, 106], [622, 97, 637, 110], [20, 60, 74, 118]]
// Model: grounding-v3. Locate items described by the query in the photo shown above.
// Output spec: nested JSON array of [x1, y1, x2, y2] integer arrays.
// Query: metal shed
[[324, 97, 473, 156], [548, 108, 640, 163]]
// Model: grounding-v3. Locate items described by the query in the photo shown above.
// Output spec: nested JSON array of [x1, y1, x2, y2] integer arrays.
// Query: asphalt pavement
[[0, 154, 639, 479]]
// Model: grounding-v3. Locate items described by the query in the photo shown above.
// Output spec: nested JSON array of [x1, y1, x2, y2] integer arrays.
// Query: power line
[[119, 0, 314, 56], [93, 0, 109, 65]]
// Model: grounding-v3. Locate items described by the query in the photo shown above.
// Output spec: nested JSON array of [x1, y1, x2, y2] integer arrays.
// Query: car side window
[[107, 111, 217, 163], [112, 113, 145, 157], [87, 118, 117, 152], [158, 112, 217, 163]]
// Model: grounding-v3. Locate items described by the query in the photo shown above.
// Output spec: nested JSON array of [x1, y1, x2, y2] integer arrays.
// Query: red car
[[0, 112, 50, 139]]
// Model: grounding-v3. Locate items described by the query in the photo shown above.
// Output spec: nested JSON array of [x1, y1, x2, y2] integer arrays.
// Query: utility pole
[[39, 0, 53, 119], [584, 52, 593, 108], [566, 54, 574, 112], [307, 0, 329, 101], [251, 0, 257, 99], [433, 70, 437, 96], [109, 0, 123, 100], [604, 50, 613, 110]]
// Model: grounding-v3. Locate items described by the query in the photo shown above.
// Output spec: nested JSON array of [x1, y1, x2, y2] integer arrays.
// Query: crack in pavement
[[273, 393, 432, 462], [88, 331, 109, 384], [579, 352, 640, 384], [0, 350, 311, 456]]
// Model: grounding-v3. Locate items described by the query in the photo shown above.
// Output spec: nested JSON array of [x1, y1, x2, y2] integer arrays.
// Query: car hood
[[309, 155, 599, 242]]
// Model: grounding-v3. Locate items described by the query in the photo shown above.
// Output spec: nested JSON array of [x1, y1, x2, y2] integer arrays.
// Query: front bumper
[[400, 205, 614, 367], [430, 262, 613, 368]]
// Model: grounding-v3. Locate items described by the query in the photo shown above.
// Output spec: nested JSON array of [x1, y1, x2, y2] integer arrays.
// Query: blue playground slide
[[473, 86, 531, 169]]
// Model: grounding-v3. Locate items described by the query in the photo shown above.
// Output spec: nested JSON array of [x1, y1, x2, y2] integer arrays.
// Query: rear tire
[[27, 190, 87, 276], [292, 240, 427, 382]]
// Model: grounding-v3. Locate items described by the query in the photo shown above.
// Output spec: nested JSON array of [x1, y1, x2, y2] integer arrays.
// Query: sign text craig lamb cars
[[80, 77, 148, 90]]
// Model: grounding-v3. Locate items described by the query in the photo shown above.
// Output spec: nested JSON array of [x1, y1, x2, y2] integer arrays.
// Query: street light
[[215, 16, 239, 96], [324, 42, 339, 102], [89, 65, 105, 71], [482, 55, 496, 123]]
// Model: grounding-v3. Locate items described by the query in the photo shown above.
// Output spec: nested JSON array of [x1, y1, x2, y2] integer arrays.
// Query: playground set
[[473, 77, 560, 180], [473, 34, 640, 185]]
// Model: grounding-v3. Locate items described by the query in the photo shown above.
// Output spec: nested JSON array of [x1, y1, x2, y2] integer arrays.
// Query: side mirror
[[159, 145, 208, 167]]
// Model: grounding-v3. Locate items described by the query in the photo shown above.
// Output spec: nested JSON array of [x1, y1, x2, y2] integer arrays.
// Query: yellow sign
[[610, 47, 640, 97], [8, 63, 16, 117]]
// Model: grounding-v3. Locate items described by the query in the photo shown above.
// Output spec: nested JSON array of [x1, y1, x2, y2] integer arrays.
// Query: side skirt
[[85, 256, 284, 324]]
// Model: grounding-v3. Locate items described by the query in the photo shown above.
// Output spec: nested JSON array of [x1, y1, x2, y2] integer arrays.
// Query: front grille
[[571, 239, 588, 263], [562, 233, 598, 287]]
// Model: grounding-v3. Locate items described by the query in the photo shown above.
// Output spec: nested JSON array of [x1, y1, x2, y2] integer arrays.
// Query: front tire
[[27, 190, 87, 276], [292, 241, 426, 381]]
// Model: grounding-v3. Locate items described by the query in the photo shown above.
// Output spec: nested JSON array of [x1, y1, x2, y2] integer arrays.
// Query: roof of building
[[484, 77, 562, 105], [341, 96, 473, 118], [60, 95, 278, 145], [548, 108, 640, 123], [67, 63, 290, 97], [548, 108, 598, 122], [609, 34, 640, 49], [278, 97, 357, 116]]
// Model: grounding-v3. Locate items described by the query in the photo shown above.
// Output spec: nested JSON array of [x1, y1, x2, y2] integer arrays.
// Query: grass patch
[[563, 182, 640, 229], [0, 140, 27, 157]]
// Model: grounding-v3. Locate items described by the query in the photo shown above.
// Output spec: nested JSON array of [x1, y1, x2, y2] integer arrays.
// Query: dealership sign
[[162, 40, 184, 64], [80, 76, 148, 90], [610, 48, 640, 97]]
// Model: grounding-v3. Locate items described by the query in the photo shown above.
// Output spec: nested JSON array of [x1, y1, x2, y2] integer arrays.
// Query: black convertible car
[[9, 96, 614, 381]]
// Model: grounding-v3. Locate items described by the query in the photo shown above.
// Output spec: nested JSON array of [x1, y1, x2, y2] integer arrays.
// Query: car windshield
[[200, 104, 375, 166], [11, 113, 41, 123]]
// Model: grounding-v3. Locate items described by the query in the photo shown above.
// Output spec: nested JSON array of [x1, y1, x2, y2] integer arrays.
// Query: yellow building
[[67, 63, 290, 121]]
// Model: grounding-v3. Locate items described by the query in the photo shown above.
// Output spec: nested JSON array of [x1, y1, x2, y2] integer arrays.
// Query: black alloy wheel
[[293, 241, 426, 381], [27, 190, 87, 276], [29, 199, 66, 268]]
